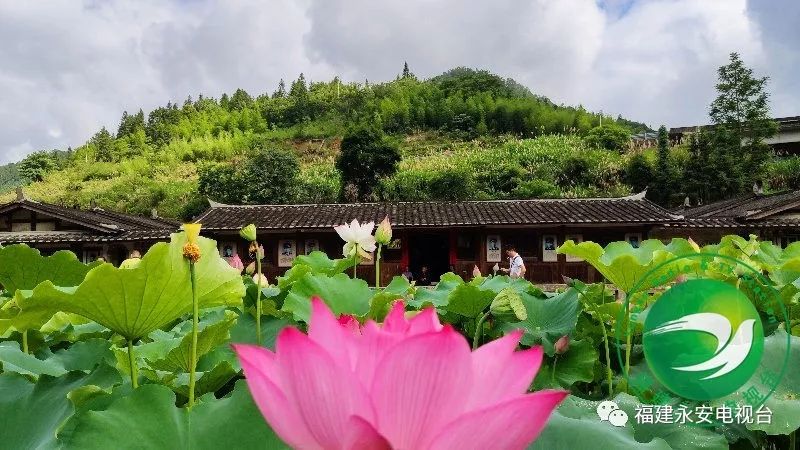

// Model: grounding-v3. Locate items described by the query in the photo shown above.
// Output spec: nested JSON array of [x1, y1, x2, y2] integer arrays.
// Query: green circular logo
[[643, 278, 764, 400]]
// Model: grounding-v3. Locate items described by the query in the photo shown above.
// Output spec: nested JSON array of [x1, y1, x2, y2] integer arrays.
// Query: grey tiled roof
[[195, 194, 682, 230]]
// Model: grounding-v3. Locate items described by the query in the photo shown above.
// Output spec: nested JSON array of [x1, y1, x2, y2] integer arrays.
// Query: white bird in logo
[[645, 312, 756, 380]]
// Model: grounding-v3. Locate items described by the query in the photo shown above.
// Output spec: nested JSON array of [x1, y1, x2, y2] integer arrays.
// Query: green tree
[[335, 126, 401, 201], [401, 61, 415, 80], [198, 147, 299, 204], [585, 124, 630, 152], [90, 127, 116, 162], [117, 109, 145, 138], [709, 52, 778, 194], [273, 79, 287, 98], [651, 126, 674, 205], [624, 153, 654, 194], [18, 151, 58, 182], [684, 131, 713, 204]]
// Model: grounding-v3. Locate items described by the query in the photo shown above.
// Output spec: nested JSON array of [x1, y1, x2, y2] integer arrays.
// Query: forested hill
[[1, 66, 653, 219]]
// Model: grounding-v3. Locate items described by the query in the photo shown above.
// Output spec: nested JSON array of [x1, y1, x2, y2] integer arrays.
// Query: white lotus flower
[[334, 219, 377, 260]]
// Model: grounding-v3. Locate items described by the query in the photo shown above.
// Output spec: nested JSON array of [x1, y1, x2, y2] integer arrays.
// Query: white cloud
[[0, 0, 796, 163]]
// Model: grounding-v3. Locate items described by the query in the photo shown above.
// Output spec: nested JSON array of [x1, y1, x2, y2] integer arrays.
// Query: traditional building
[[195, 192, 682, 285], [655, 190, 800, 246], [0, 189, 177, 264], [669, 116, 800, 155]]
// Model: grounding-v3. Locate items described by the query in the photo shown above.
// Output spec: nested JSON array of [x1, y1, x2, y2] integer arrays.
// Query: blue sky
[[0, 0, 797, 163]]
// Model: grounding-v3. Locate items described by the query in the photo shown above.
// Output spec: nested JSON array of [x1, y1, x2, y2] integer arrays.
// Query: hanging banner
[[277, 239, 296, 267], [304, 239, 320, 255], [542, 235, 558, 262], [486, 234, 502, 263]]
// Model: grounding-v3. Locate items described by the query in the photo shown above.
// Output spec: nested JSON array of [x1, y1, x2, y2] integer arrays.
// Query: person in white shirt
[[500, 245, 526, 279]]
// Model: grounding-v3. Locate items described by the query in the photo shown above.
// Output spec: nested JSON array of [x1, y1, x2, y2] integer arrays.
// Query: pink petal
[[276, 328, 376, 449], [343, 416, 392, 450], [354, 321, 406, 388], [308, 297, 352, 369], [382, 301, 409, 334], [427, 391, 569, 450], [407, 307, 443, 335], [233, 344, 320, 449], [467, 331, 543, 409], [338, 314, 362, 335], [370, 326, 473, 449]]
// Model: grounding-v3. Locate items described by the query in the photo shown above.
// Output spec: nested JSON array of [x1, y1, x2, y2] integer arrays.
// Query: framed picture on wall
[[564, 234, 583, 262], [486, 234, 502, 262], [277, 239, 296, 267], [219, 242, 237, 258], [387, 238, 402, 250], [304, 239, 319, 255], [542, 235, 558, 262], [625, 233, 642, 249]]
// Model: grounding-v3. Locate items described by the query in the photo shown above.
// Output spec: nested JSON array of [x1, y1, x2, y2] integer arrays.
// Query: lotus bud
[[228, 253, 244, 273], [252, 273, 269, 287], [555, 335, 570, 354], [374, 216, 392, 245], [687, 237, 700, 252], [240, 223, 257, 242], [182, 223, 202, 244], [492, 263, 500, 275], [490, 287, 527, 321], [472, 265, 482, 278]]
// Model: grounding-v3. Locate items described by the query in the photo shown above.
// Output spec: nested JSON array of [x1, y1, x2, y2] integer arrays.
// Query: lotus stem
[[127, 339, 138, 388], [551, 355, 558, 384], [472, 312, 490, 350], [624, 290, 633, 389], [352, 244, 359, 279], [255, 244, 262, 346], [188, 261, 199, 408], [375, 244, 383, 288], [22, 330, 28, 354]]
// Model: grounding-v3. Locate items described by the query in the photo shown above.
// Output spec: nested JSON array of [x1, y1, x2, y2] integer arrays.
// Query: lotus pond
[[0, 230, 798, 449]]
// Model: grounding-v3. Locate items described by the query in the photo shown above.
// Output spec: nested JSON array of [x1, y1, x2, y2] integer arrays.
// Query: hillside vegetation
[[2, 66, 660, 219]]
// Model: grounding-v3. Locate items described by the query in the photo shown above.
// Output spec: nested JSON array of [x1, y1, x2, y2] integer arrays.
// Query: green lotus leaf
[[557, 239, 699, 293], [291, 250, 353, 275], [147, 311, 237, 372], [479, 275, 540, 295], [0, 244, 99, 293], [49, 338, 115, 372], [408, 272, 464, 309], [10, 234, 245, 340], [173, 361, 238, 399], [446, 282, 496, 318], [282, 272, 372, 322], [0, 364, 120, 450], [383, 275, 413, 297], [0, 341, 67, 377], [535, 338, 598, 389], [714, 328, 800, 435], [532, 393, 728, 450], [56, 380, 287, 449], [501, 288, 580, 355]]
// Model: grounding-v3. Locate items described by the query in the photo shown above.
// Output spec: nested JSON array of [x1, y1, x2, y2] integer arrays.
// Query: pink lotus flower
[[228, 253, 244, 273], [234, 298, 567, 449]]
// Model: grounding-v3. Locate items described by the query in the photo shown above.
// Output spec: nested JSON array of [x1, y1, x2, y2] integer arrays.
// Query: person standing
[[500, 245, 526, 279], [417, 266, 431, 286]]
